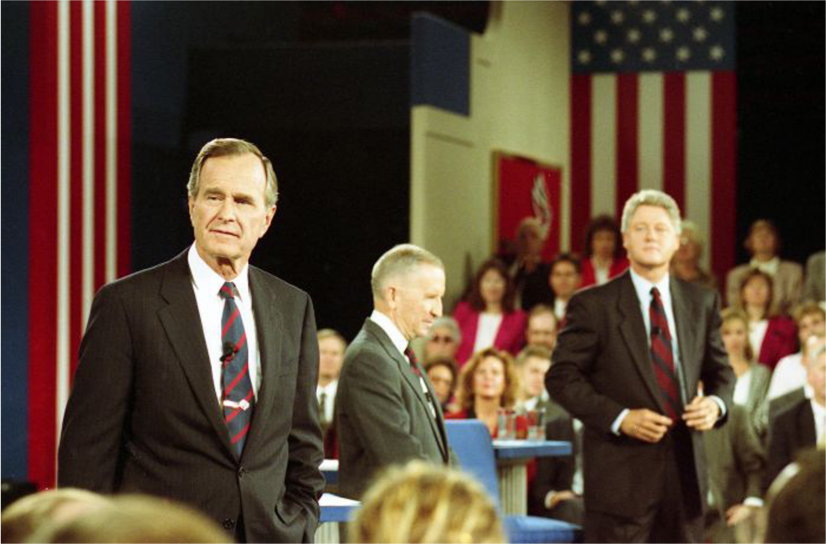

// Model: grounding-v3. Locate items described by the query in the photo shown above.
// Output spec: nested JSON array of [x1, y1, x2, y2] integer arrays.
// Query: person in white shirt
[[769, 302, 826, 400], [317, 329, 346, 434]]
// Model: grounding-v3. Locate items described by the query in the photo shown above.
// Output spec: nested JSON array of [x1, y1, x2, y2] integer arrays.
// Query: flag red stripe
[[116, 1, 131, 278], [663, 73, 686, 212], [570, 74, 592, 253], [711, 71, 737, 286], [69, 1, 83, 383], [615, 74, 638, 219], [94, 1, 107, 291], [28, 0, 59, 490]]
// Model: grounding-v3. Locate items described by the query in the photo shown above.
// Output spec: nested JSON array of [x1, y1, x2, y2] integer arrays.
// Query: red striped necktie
[[649, 287, 681, 420], [220, 282, 255, 457]]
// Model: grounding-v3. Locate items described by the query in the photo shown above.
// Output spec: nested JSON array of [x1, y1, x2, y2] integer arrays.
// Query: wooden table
[[493, 439, 572, 516]]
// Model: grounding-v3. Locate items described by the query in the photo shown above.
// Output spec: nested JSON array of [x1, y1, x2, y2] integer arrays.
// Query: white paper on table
[[320, 493, 360, 507]]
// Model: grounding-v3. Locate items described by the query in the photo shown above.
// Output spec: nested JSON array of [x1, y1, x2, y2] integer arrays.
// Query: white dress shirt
[[188, 244, 262, 403], [768, 352, 807, 400], [474, 312, 503, 354], [370, 310, 436, 417], [316, 380, 338, 424]]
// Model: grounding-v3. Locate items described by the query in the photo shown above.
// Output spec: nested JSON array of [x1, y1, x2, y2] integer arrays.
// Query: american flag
[[569, 1, 736, 283], [28, 0, 131, 489]]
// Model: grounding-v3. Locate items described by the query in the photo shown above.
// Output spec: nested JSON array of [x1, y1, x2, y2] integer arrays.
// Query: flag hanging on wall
[[28, 0, 131, 489], [569, 1, 736, 283]]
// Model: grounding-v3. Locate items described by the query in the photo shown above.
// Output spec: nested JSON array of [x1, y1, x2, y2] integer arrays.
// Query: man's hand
[[545, 490, 577, 510], [620, 409, 673, 442], [682, 395, 720, 431], [725, 504, 757, 526]]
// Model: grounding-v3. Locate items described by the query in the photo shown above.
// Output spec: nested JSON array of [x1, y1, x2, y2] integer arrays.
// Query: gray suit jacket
[[336, 318, 453, 499], [547, 272, 735, 518], [58, 249, 325, 543]]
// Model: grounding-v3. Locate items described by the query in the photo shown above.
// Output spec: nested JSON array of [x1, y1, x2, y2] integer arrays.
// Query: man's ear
[[259, 205, 277, 238]]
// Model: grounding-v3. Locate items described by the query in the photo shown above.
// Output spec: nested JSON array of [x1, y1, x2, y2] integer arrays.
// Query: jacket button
[[237, 466, 246, 478], [222, 519, 235, 530]]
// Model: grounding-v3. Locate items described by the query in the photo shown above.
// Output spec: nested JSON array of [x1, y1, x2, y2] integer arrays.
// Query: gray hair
[[371, 244, 444, 301], [187, 138, 279, 208], [426, 316, 462, 345], [620, 189, 682, 235]]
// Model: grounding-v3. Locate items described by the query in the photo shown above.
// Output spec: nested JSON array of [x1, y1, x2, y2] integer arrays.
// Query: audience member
[[579, 214, 629, 288], [720, 308, 771, 437], [447, 348, 523, 437], [454, 258, 527, 365], [769, 303, 826, 400], [763, 448, 825, 544], [510, 217, 553, 311], [514, 345, 552, 410], [701, 404, 766, 543], [349, 461, 505, 544], [802, 250, 825, 303], [547, 253, 582, 327], [670, 220, 717, 290], [726, 219, 803, 313], [422, 316, 461, 362], [0, 488, 109, 543], [765, 341, 825, 491], [424, 357, 459, 413], [29, 494, 230, 543], [524, 305, 558, 352], [317, 329, 346, 435], [737, 268, 797, 371]]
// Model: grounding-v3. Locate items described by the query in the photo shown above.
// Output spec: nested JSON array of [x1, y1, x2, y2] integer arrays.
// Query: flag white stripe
[[591, 74, 616, 217], [638, 73, 663, 192], [56, 0, 71, 434], [105, 0, 118, 283], [82, 0, 95, 330], [685, 72, 712, 270]]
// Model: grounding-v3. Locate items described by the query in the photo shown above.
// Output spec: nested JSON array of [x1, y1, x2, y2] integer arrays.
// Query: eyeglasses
[[430, 335, 455, 344]]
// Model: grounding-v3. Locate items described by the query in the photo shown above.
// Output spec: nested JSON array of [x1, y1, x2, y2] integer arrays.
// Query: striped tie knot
[[220, 282, 237, 300]]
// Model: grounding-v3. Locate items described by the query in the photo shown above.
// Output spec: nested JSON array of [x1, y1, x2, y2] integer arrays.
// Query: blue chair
[[445, 420, 583, 543]]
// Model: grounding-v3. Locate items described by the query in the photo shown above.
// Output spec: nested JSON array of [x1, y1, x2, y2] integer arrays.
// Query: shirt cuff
[[611, 409, 630, 435], [743, 497, 764, 507]]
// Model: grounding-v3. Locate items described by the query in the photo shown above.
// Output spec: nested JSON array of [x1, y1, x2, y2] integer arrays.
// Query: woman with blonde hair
[[349, 461, 505, 543], [720, 307, 771, 437], [446, 347, 524, 437]]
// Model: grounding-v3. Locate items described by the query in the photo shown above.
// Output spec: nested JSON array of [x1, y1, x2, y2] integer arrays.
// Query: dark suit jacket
[[336, 318, 453, 499], [546, 271, 735, 519], [765, 397, 817, 491], [529, 400, 577, 514], [703, 404, 766, 515], [57, 249, 325, 543]]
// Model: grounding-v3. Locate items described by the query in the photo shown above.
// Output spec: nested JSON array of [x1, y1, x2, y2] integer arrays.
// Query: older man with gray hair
[[336, 244, 456, 499]]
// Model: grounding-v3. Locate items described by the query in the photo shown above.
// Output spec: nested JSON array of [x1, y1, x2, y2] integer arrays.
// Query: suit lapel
[[798, 402, 817, 449], [616, 273, 666, 413], [670, 279, 697, 402], [241, 268, 284, 458], [365, 320, 449, 460], [157, 251, 233, 455]]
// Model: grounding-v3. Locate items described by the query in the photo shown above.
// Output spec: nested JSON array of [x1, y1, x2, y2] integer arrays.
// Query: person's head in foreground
[[763, 448, 825, 544], [0, 488, 110, 543], [349, 461, 505, 543]]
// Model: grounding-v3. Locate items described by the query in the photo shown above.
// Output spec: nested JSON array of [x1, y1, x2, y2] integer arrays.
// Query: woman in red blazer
[[453, 258, 527, 365], [579, 214, 629, 288], [738, 268, 798, 371]]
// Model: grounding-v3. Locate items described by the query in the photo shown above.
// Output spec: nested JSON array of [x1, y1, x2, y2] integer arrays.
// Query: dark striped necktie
[[649, 287, 681, 421], [220, 281, 255, 457]]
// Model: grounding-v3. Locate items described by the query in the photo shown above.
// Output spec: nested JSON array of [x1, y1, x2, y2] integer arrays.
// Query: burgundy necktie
[[649, 287, 681, 420], [404, 346, 423, 378], [220, 282, 255, 457]]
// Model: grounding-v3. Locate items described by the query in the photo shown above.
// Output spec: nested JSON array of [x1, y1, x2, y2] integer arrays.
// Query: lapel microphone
[[220, 341, 238, 363]]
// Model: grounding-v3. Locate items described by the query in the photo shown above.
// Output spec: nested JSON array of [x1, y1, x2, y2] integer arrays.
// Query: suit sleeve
[[58, 284, 133, 491], [531, 416, 575, 506], [343, 350, 432, 464], [764, 407, 795, 494], [546, 294, 626, 433], [283, 295, 326, 541], [731, 407, 766, 501], [699, 291, 735, 425]]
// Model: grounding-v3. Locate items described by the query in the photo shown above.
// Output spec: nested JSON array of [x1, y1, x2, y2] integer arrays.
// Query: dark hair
[[424, 357, 459, 386], [583, 214, 623, 259], [744, 218, 781, 255], [738, 268, 776, 319], [765, 448, 825, 544], [466, 258, 516, 313], [550, 252, 582, 274]]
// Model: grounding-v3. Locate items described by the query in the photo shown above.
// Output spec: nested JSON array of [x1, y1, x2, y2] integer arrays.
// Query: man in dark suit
[[765, 343, 824, 490], [58, 138, 325, 542], [336, 244, 454, 499], [547, 189, 735, 543]]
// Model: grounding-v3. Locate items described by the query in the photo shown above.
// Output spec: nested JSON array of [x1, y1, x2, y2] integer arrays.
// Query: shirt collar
[[629, 267, 671, 307], [369, 309, 410, 357], [188, 244, 251, 302], [749, 256, 780, 276]]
